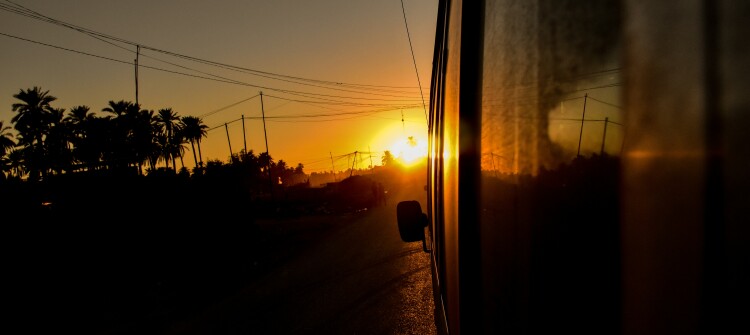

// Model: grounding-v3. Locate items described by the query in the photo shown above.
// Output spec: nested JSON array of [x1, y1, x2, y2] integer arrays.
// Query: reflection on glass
[[481, 0, 622, 177], [479, 1, 622, 333]]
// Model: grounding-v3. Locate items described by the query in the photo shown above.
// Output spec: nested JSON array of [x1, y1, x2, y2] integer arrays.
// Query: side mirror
[[396, 201, 429, 251]]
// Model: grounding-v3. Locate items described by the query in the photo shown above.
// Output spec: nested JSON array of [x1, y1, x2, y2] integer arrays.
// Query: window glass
[[479, 1, 623, 333]]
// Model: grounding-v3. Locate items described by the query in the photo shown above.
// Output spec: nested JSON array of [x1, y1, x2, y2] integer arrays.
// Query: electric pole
[[601, 117, 609, 156], [241, 114, 247, 154], [225, 123, 232, 156], [577, 93, 588, 158], [368, 145, 374, 173], [350, 151, 358, 178], [260, 91, 273, 194], [135, 45, 140, 106], [330, 151, 336, 182]]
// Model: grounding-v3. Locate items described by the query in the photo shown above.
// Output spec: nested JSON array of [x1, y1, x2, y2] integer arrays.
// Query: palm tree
[[126, 102, 150, 173], [258, 152, 273, 172], [64, 105, 94, 172], [0, 121, 16, 180], [180, 116, 208, 169], [45, 107, 73, 175], [258, 151, 274, 192], [131, 109, 159, 175], [172, 131, 187, 170], [102, 100, 135, 171], [11, 87, 56, 181], [65, 105, 92, 128], [0, 121, 15, 155], [156, 108, 181, 171], [154, 132, 169, 169], [81, 116, 114, 172], [0, 155, 9, 181], [382, 150, 395, 167], [101, 100, 131, 117], [7, 148, 26, 179]]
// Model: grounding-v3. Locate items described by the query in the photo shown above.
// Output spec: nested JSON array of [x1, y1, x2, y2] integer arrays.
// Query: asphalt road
[[160, 192, 438, 334]]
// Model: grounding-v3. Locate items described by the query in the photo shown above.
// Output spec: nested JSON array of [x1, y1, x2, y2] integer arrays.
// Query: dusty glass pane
[[481, 0, 622, 177], [479, 1, 623, 333]]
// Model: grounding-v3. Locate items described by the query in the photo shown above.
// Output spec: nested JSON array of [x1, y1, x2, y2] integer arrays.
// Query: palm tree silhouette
[[11, 86, 56, 181], [131, 109, 159, 175], [258, 151, 274, 192], [173, 131, 187, 170], [180, 116, 208, 169], [156, 108, 181, 172], [45, 107, 73, 175], [101, 100, 130, 118], [7, 149, 26, 179], [0, 121, 16, 179], [83, 116, 113, 172], [0, 121, 15, 155], [64, 105, 95, 172], [102, 100, 136, 171], [381, 150, 395, 167]]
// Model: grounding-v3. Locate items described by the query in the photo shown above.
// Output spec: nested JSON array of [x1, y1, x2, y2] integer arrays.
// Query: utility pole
[[260, 92, 270, 157], [330, 152, 337, 182], [260, 91, 273, 194], [600, 117, 609, 156], [135, 45, 140, 106], [577, 93, 588, 158], [350, 151, 358, 178], [224, 123, 232, 156], [368, 145, 374, 173], [241, 114, 247, 154]]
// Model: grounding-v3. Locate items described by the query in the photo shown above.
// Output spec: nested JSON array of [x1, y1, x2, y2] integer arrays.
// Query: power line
[[213, 107, 401, 123], [0, 2, 249, 89], [587, 96, 622, 109], [1, 0, 425, 94], [399, 0, 429, 123], [266, 114, 382, 123], [272, 87, 423, 103], [0, 32, 248, 85], [263, 93, 421, 108], [0, 31, 427, 106], [204, 103, 414, 129], [199, 95, 259, 118]]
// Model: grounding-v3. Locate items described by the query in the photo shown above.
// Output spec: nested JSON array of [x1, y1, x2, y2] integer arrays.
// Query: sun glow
[[371, 120, 428, 167], [391, 135, 428, 166]]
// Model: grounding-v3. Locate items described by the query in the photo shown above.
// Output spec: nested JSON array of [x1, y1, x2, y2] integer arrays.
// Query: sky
[[0, 0, 438, 173]]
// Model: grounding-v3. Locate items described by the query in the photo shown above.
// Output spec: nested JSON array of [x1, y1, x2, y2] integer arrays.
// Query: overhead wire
[[0, 0, 427, 96], [263, 93, 421, 108], [0, 31, 426, 106], [587, 96, 622, 109], [399, 0, 429, 124], [198, 95, 259, 119], [203, 103, 411, 130], [1, 0, 433, 167]]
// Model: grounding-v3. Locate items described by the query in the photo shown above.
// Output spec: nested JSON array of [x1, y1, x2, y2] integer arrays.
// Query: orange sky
[[0, 0, 437, 173]]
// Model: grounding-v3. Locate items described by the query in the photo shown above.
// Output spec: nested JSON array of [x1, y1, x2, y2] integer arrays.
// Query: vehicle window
[[479, 0, 622, 333]]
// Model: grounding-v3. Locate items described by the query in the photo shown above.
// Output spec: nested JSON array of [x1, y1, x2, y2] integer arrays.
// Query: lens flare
[[391, 136, 427, 166]]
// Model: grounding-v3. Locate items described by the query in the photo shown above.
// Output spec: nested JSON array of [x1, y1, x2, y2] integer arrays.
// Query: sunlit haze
[[0, 0, 438, 173]]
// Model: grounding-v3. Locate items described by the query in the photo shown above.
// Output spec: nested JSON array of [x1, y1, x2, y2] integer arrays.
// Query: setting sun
[[391, 135, 428, 166], [370, 117, 428, 167]]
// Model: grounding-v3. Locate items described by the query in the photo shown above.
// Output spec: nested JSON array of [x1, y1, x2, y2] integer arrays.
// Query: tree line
[[0, 86, 307, 185]]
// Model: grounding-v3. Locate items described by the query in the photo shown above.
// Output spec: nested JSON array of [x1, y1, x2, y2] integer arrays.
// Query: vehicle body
[[397, 0, 749, 334]]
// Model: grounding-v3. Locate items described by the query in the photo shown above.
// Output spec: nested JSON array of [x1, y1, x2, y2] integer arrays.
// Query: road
[[162, 191, 438, 334]]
